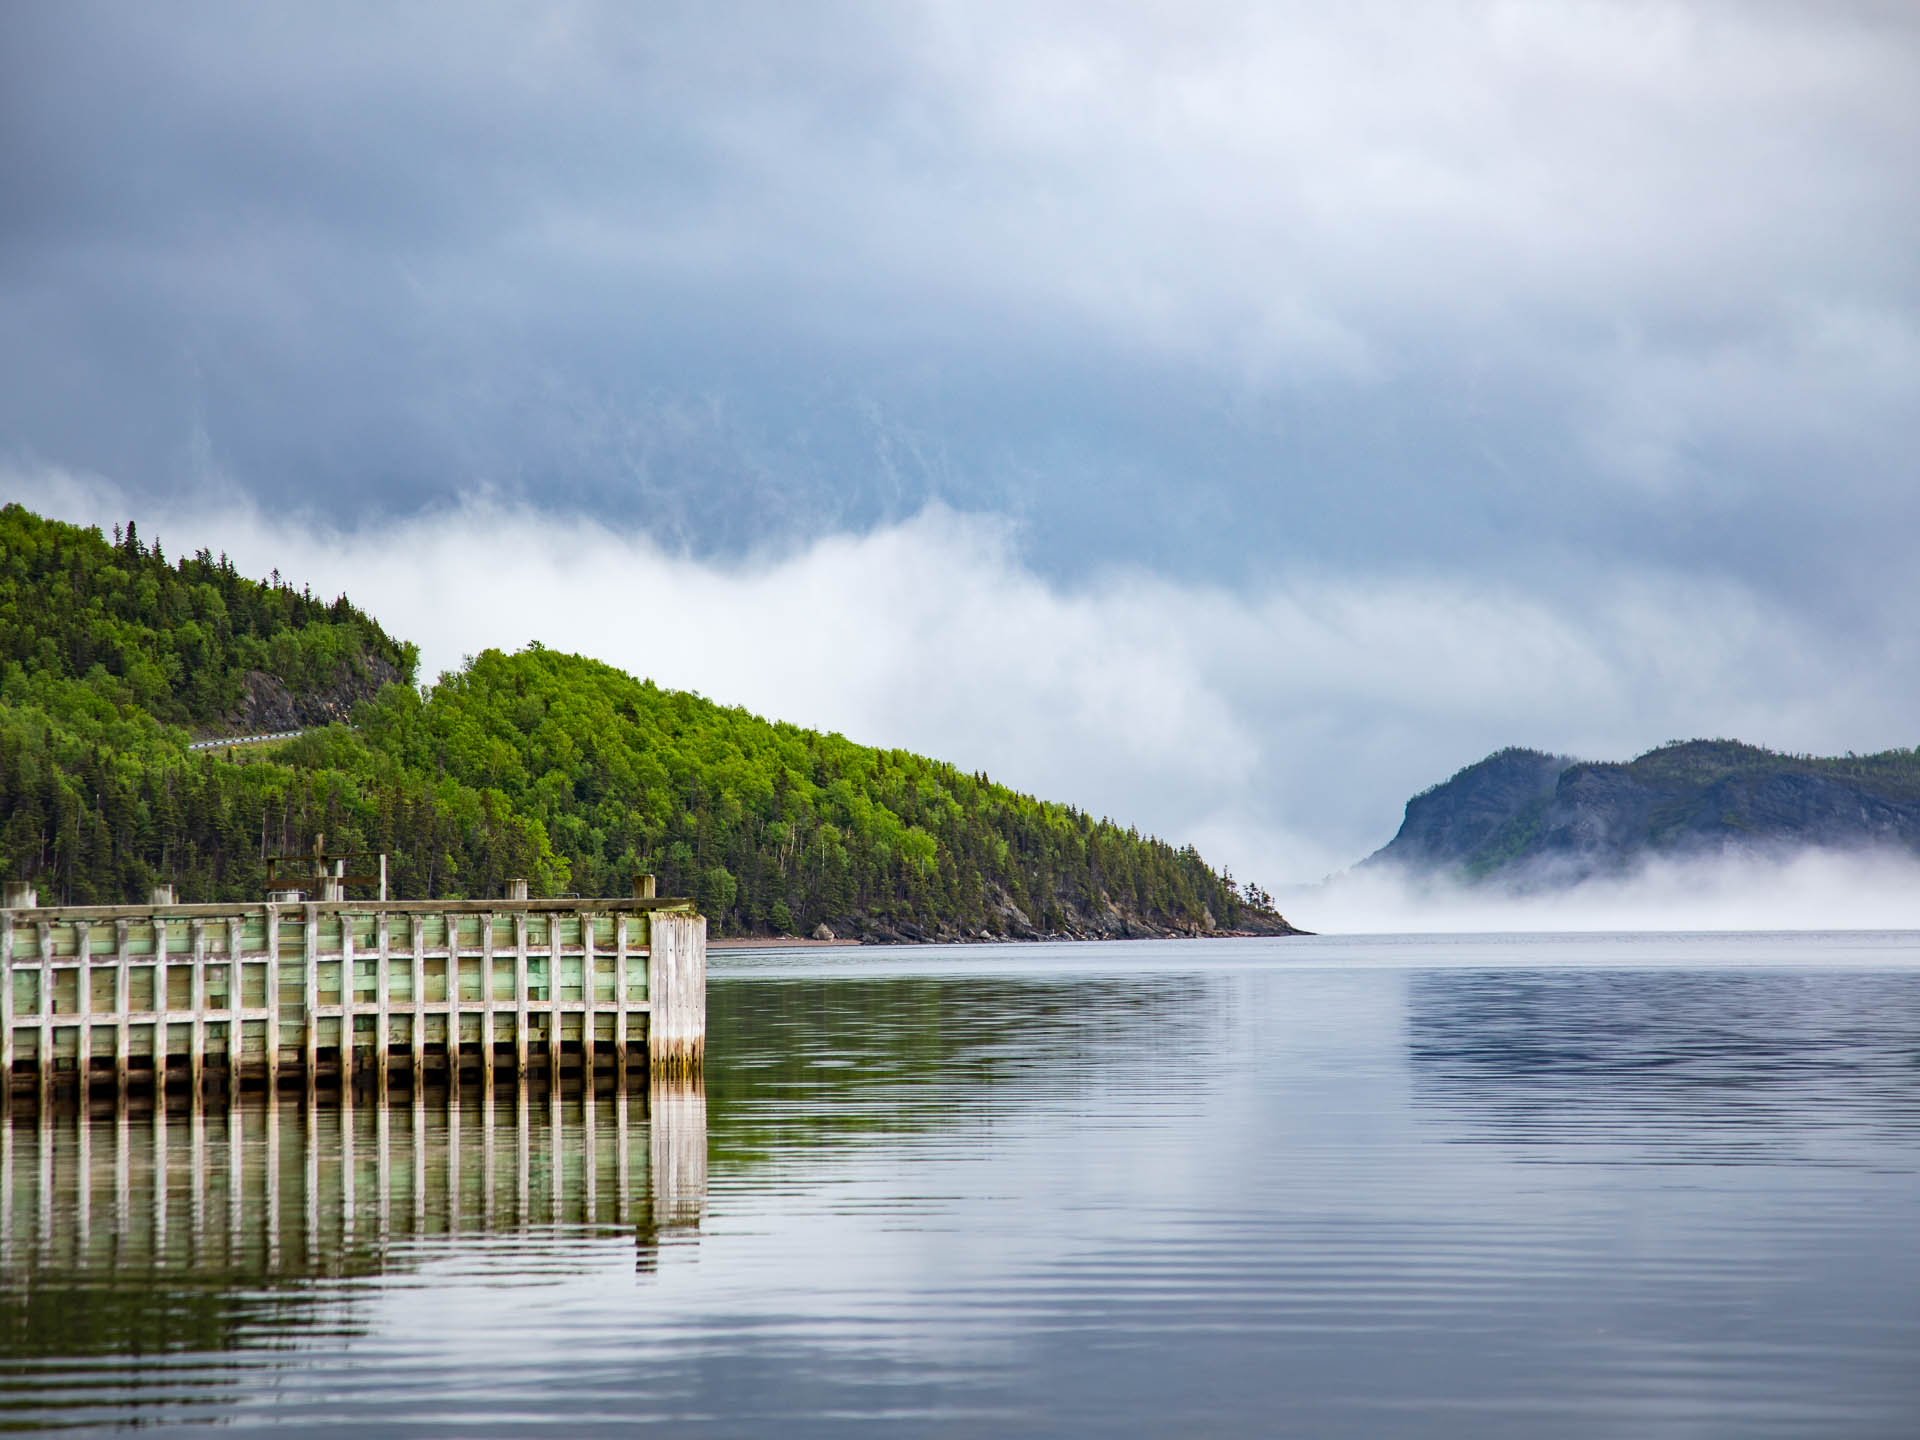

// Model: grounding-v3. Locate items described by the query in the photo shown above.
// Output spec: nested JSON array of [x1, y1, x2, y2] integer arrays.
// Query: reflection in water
[[1408, 969, 1920, 1159], [0, 1081, 704, 1427]]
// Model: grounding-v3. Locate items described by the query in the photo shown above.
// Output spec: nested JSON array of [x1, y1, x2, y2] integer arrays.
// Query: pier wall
[[0, 897, 707, 1098]]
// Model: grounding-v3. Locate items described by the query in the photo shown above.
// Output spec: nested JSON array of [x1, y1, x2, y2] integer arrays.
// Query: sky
[[5, 1, 1919, 892]]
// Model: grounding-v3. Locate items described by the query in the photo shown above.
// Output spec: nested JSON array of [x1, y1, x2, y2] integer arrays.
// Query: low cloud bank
[[19, 466, 1920, 899], [1295, 849, 1920, 935]]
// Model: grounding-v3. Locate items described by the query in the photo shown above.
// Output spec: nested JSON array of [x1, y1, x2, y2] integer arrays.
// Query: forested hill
[[1366, 740, 1920, 886], [0, 505, 1297, 940]]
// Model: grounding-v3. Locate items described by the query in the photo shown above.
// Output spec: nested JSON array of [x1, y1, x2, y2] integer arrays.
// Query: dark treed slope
[[1367, 739, 1920, 886], [0, 505, 1297, 939]]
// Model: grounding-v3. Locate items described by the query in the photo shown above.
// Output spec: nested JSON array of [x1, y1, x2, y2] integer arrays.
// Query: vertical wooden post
[[264, 904, 281, 1094], [227, 917, 243, 1095], [581, 911, 596, 1086], [37, 923, 54, 1112], [375, 912, 391, 1101], [513, 913, 529, 1081], [113, 919, 129, 1103], [613, 913, 630, 1089], [302, 904, 319, 1100], [0, 913, 13, 1113], [546, 912, 561, 1081], [341, 915, 357, 1091], [74, 921, 92, 1098], [646, 911, 668, 1074], [481, 912, 496, 1091], [153, 912, 169, 1095], [188, 920, 207, 1098], [410, 919, 425, 1087]]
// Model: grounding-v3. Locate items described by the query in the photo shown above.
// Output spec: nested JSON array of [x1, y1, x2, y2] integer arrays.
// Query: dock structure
[[0, 877, 706, 1102]]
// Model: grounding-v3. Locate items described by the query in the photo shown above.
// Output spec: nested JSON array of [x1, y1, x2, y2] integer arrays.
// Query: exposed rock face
[[221, 655, 406, 734], [1364, 749, 1570, 873], [1368, 739, 1920, 887]]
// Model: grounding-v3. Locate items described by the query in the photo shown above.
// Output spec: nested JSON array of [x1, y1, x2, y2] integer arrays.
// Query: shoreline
[[708, 927, 1309, 949]]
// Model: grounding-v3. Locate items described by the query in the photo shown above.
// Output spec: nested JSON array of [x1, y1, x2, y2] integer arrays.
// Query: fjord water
[[4, 935, 1919, 1436]]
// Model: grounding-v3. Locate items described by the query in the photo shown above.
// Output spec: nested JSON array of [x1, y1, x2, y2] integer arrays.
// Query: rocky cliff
[[1366, 740, 1920, 886]]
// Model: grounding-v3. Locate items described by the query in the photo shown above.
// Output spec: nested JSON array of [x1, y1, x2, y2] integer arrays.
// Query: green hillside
[[0, 505, 1293, 938]]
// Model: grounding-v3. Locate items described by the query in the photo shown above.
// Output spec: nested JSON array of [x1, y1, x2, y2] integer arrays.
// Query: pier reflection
[[0, 1080, 705, 1375]]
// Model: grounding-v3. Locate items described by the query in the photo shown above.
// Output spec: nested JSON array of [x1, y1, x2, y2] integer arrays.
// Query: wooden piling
[[75, 921, 92, 1095], [481, 911, 496, 1091], [376, 912, 391, 1101], [302, 904, 319, 1100], [113, 919, 129, 1103], [410, 919, 425, 1085], [189, 919, 207, 1097], [513, 913, 529, 1079], [0, 912, 13, 1112]]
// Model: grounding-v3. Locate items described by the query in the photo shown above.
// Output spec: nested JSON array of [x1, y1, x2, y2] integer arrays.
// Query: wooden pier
[[0, 880, 706, 1102]]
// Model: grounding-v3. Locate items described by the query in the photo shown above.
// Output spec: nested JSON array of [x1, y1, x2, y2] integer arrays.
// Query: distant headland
[[1366, 740, 1920, 887]]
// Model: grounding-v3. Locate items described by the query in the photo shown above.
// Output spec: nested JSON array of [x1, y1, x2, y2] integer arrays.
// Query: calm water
[[3, 932, 1919, 1436]]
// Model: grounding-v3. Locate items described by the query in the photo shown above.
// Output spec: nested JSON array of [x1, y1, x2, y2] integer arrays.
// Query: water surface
[[3, 932, 1918, 1436]]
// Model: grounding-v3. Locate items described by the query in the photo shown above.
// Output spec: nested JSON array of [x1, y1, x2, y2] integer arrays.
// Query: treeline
[[0, 503, 414, 726], [0, 507, 1283, 937]]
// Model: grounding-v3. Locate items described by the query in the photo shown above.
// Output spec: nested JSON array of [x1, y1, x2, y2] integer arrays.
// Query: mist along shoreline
[[708, 923, 1312, 949]]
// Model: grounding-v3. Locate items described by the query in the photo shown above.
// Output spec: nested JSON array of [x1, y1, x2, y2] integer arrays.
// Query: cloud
[[2, 0, 1916, 610], [22, 465, 1920, 907]]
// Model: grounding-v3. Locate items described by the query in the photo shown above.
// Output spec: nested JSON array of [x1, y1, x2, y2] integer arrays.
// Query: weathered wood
[[0, 893, 700, 1096], [189, 919, 207, 1096], [410, 919, 425, 1082], [303, 904, 319, 1099], [581, 911, 596, 1076], [513, 913, 530, 1078], [481, 912, 496, 1090], [0, 913, 13, 1111], [37, 923, 53, 1112], [614, 913, 631, 1086], [341, 917, 356, 1086], [74, 921, 92, 1093], [376, 911, 392, 1100], [113, 919, 129, 1101], [265, 903, 281, 1092], [227, 916, 244, 1093], [647, 911, 706, 1074]]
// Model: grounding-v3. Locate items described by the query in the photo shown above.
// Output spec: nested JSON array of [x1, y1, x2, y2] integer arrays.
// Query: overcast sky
[[6, 2, 1919, 891]]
